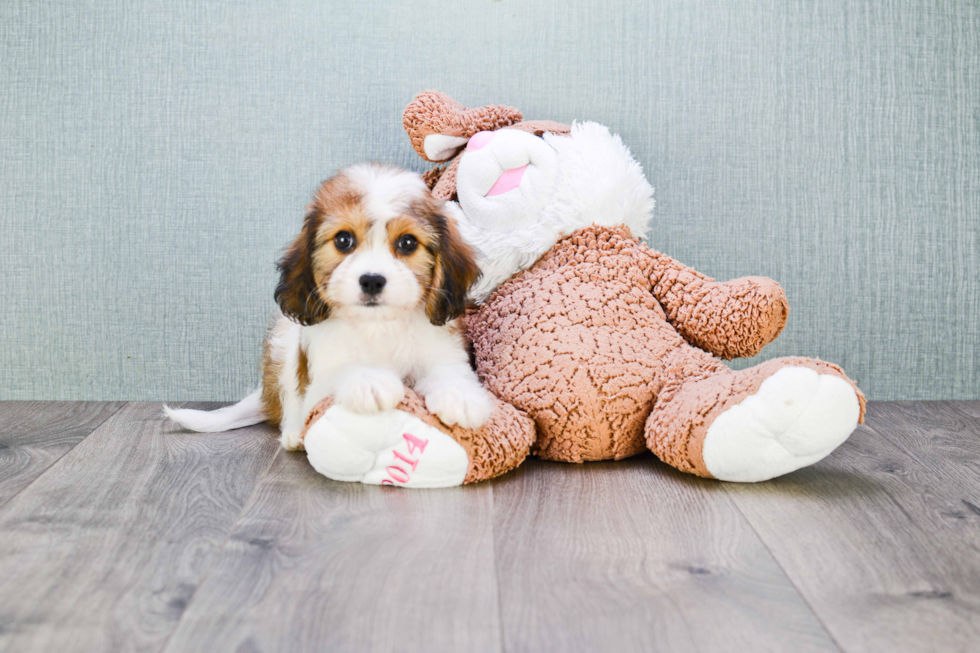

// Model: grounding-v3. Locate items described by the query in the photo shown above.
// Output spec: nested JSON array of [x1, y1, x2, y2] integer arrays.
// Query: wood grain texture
[[491, 455, 840, 653], [0, 403, 279, 653], [865, 401, 980, 497], [162, 449, 502, 653], [947, 401, 980, 421], [2, 401, 978, 652], [0, 401, 125, 507], [723, 403, 980, 653]]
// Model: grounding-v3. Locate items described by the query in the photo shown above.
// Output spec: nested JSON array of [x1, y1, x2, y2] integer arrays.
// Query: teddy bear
[[300, 90, 865, 487]]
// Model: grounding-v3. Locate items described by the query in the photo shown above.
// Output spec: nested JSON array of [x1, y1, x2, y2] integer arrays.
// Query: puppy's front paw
[[423, 383, 493, 430], [335, 368, 405, 414], [280, 429, 305, 452]]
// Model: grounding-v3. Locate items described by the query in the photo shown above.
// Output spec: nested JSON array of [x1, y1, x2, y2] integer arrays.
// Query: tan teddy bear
[[300, 91, 865, 487]]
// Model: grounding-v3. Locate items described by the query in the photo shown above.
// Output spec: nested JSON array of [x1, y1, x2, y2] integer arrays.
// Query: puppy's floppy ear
[[426, 207, 480, 326], [274, 209, 329, 326]]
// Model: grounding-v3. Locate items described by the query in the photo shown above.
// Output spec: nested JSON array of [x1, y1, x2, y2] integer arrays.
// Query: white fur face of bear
[[450, 121, 655, 303], [456, 128, 560, 233]]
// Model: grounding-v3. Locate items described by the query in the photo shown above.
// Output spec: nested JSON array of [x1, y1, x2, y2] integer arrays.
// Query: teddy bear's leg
[[646, 357, 866, 482], [300, 389, 535, 488]]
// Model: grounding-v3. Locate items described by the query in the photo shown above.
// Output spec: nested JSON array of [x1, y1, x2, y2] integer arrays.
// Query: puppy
[[165, 164, 493, 450]]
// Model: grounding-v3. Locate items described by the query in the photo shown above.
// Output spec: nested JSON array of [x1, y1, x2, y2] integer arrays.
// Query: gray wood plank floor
[[0, 401, 977, 653], [0, 402, 124, 508]]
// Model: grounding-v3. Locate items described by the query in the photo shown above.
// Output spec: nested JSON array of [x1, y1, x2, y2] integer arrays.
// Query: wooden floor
[[0, 402, 978, 652]]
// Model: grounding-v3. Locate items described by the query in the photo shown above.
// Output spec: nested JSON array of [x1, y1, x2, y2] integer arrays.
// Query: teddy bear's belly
[[473, 268, 678, 463]]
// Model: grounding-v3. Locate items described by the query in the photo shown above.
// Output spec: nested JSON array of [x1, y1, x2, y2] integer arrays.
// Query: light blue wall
[[1, 0, 978, 400]]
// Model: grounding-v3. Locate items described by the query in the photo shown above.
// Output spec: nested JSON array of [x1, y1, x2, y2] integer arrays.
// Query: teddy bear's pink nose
[[466, 131, 495, 151]]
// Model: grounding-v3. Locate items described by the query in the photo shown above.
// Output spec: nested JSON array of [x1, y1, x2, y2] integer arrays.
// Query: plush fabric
[[648, 358, 864, 479], [404, 90, 524, 163], [301, 90, 868, 486], [437, 121, 655, 303], [467, 224, 789, 462], [302, 389, 535, 485]]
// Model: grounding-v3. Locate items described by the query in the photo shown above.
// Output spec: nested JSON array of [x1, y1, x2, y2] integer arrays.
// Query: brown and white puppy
[[165, 163, 492, 450]]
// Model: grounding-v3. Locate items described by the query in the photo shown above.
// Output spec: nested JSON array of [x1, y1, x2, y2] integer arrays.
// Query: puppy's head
[[275, 164, 479, 326]]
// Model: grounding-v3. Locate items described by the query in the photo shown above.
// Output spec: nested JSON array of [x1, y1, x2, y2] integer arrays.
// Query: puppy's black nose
[[359, 273, 387, 296]]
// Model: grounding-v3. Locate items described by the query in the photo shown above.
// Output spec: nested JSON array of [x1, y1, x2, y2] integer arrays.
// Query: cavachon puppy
[[165, 163, 492, 451]]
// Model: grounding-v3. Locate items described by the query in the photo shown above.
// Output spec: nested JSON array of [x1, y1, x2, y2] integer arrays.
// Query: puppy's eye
[[334, 231, 356, 253], [395, 234, 419, 255]]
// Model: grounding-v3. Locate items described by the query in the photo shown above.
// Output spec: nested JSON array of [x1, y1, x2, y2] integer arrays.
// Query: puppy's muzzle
[[359, 273, 387, 298]]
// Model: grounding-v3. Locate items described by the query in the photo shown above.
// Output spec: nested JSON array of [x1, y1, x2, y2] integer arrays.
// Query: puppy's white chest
[[302, 316, 431, 379]]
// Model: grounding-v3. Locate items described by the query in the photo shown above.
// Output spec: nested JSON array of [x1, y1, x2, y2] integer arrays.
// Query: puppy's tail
[[163, 390, 266, 432]]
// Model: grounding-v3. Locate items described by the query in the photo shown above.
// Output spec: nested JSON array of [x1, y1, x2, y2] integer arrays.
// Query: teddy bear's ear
[[422, 135, 469, 162], [403, 90, 523, 163]]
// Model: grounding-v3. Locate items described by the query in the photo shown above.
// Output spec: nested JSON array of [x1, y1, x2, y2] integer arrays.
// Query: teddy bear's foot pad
[[303, 406, 469, 488], [702, 366, 860, 482]]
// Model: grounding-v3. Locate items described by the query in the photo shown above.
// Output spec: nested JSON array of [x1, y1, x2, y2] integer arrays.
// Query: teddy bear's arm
[[642, 247, 789, 360]]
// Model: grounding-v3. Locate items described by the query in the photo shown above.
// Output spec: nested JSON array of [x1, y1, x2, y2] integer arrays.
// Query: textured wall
[[1, 0, 978, 400]]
